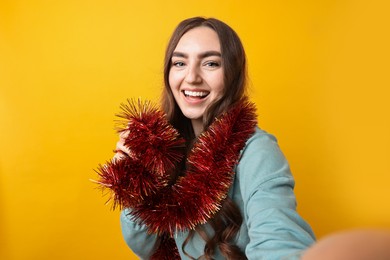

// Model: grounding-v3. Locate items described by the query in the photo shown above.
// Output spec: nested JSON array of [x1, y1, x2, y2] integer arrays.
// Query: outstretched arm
[[238, 129, 316, 259]]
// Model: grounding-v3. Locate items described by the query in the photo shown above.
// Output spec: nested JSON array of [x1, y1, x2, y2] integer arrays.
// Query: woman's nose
[[185, 66, 202, 84]]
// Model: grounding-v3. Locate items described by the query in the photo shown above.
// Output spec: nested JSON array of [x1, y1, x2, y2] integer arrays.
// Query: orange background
[[1, 0, 389, 259]]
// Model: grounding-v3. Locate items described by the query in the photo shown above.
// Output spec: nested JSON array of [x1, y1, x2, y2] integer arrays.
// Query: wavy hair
[[161, 17, 248, 259]]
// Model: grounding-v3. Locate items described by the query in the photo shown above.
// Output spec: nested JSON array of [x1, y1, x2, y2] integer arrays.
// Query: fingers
[[113, 149, 128, 161], [112, 152, 123, 161], [113, 130, 131, 161], [119, 130, 129, 141]]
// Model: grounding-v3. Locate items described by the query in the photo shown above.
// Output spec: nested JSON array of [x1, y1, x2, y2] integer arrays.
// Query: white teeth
[[184, 90, 209, 97]]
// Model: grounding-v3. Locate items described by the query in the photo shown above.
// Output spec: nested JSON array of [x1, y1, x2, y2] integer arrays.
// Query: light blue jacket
[[120, 128, 315, 259]]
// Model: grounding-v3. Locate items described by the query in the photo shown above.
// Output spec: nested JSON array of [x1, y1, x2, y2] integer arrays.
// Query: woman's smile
[[183, 90, 209, 98]]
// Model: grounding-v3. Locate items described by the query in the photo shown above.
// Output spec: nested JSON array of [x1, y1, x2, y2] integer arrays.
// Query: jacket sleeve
[[237, 130, 316, 260], [120, 208, 158, 259]]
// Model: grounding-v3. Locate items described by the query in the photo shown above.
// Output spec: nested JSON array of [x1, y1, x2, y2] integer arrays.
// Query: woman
[[98, 17, 316, 259]]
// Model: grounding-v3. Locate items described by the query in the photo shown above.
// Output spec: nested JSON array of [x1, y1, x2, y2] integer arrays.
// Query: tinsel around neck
[[96, 98, 257, 237]]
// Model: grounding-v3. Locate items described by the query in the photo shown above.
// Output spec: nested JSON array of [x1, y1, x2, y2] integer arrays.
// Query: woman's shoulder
[[247, 126, 276, 141], [242, 126, 283, 158], [237, 126, 293, 188]]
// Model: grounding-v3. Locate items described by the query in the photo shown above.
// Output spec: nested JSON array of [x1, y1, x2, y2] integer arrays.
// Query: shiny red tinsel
[[96, 98, 257, 257]]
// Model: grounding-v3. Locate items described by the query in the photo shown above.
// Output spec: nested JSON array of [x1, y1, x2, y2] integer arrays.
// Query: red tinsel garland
[[96, 98, 257, 258]]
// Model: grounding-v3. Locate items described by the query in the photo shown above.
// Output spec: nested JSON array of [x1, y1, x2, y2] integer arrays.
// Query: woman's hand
[[113, 130, 131, 161], [301, 229, 390, 260]]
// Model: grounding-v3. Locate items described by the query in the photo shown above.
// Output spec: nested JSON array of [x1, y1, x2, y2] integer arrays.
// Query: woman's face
[[169, 26, 225, 125]]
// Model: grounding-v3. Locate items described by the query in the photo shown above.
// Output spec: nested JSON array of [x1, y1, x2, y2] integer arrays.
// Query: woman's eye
[[173, 61, 185, 67], [204, 61, 220, 67]]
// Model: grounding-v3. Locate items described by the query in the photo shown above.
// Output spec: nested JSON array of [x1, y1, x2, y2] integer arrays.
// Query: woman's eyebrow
[[199, 51, 221, 58], [172, 51, 222, 59], [172, 51, 187, 58]]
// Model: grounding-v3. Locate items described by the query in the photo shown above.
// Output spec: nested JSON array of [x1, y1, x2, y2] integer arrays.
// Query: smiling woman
[[96, 16, 316, 260], [169, 26, 225, 136]]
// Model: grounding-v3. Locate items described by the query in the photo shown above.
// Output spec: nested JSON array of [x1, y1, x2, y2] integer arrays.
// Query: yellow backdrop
[[1, 0, 389, 259]]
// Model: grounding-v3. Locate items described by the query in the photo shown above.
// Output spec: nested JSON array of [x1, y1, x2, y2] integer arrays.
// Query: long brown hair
[[161, 17, 248, 259]]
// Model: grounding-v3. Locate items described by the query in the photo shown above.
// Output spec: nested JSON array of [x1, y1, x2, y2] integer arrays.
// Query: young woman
[[99, 17, 316, 259]]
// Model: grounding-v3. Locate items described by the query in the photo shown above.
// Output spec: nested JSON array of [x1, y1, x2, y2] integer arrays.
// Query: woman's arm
[[120, 208, 158, 259], [238, 129, 316, 260]]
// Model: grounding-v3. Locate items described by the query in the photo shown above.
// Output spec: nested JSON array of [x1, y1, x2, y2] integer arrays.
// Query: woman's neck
[[191, 118, 204, 137]]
